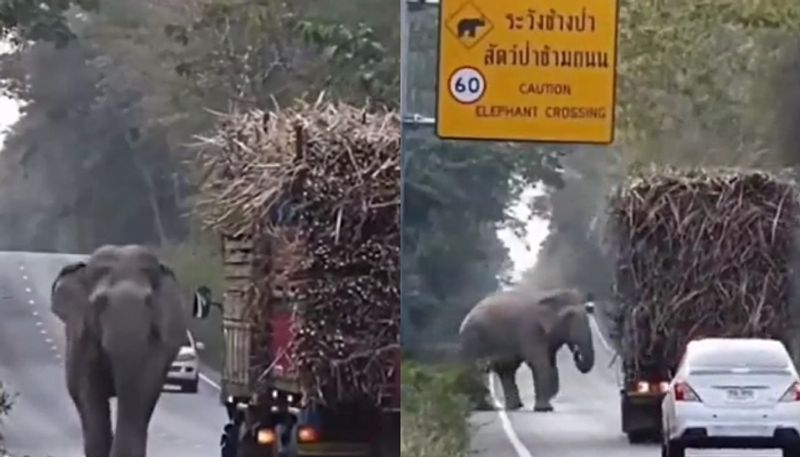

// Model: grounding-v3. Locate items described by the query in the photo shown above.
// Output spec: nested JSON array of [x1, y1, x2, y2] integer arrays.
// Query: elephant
[[458, 288, 595, 412], [50, 244, 188, 457]]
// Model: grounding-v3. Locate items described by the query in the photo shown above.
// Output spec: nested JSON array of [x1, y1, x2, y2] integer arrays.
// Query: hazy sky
[[496, 185, 549, 281], [0, 40, 20, 148]]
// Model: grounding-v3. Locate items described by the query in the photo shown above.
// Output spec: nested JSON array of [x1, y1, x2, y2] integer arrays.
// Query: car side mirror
[[193, 285, 213, 319], [196, 341, 206, 352]]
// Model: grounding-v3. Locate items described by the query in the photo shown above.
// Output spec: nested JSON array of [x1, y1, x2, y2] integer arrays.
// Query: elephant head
[[539, 290, 596, 374], [52, 245, 187, 360]]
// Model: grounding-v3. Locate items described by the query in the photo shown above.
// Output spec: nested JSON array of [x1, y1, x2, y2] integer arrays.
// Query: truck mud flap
[[297, 442, 372, 457], [621, 393, 662, 440]]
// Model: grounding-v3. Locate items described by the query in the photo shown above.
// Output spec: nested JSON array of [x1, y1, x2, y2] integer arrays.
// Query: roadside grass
[[401, 360, 483, 457], [157, 226, 225, 373], [0, 380, 15, 452]]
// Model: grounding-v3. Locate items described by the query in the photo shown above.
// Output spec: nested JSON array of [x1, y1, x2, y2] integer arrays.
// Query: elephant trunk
[[571, 340, 594, 373]]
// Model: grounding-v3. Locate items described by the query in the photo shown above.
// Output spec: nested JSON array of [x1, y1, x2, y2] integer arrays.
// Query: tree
[[0, 0, 97, 46], [523, 0, 800, 302]]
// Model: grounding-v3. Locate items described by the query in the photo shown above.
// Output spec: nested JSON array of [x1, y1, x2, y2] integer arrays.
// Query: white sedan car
[[165, 330, 204, 393], [661, 337, 800, 457]]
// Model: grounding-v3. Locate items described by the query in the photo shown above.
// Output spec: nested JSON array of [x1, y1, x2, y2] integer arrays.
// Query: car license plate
[[726, 388, 754, 401], [710, 425, 771, 437]]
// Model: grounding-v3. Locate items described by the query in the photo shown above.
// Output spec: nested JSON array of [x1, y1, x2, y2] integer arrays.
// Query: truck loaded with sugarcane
[[189, 98, 400, 457], [598, 166, 800, 443]]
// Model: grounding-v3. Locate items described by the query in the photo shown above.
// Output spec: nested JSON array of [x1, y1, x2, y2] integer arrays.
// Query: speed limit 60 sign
[[449, 67, 485, 104], [435, 0, 620, 144]]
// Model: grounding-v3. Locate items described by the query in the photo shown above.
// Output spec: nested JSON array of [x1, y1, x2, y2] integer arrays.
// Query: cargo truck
[[192, 234, 400, 457], [599, 168, 800, 444]]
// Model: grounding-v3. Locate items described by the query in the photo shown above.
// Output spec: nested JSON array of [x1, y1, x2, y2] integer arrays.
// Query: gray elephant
[[458, 288, 595, 412], [51, 245, 188, 457]]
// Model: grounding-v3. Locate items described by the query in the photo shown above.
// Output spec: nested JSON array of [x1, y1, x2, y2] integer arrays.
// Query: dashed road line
[[35, 321, 43, 327], [25, 287, 31, 293]]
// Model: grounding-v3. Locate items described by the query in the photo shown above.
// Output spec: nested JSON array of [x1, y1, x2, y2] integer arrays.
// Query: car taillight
[[674, 381, 701, 402], [780, 382, 800, 402]]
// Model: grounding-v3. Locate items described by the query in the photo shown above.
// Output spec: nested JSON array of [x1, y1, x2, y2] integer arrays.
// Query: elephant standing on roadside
[[458, 288, 595, 412], [51, 245, 188, 457]]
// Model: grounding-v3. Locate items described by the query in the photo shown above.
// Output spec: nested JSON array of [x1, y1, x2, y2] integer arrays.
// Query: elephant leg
[[66, 351, 113, 457], [110, 361, 169, 457], [549, 349, 560, 399], [524, 348, 555, 412], [492, 357, 523, 410]]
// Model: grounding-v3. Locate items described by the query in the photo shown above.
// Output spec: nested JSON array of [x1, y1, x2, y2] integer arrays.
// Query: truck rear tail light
[[632, 380, 668, 394], [297, 425, 319, 443], [674, 381, 701, 402], [779, 382, 800, 402], [256, 428, 276, 445]]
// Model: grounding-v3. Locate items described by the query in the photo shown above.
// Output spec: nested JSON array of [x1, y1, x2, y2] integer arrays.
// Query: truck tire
[[783, 444, 800, 457], [181, 377, 199, 394], [626, 430, 649, 444], [661, 440, 684, 457]]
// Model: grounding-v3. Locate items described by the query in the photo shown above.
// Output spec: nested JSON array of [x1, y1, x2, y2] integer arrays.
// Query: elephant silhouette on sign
[[459, 288, 596, 412], [457, 17, 486, 38]]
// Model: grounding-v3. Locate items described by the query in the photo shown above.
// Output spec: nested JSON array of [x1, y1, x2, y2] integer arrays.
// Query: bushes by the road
[[401, 360, 474, 457], [157, 225, 226, 372], [0, 380, 14, 449]]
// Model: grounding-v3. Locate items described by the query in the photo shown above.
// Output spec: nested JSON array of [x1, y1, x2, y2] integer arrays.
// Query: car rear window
[[689, 345, 790, 369]]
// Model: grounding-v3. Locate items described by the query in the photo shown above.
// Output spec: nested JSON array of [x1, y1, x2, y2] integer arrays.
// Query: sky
[[0, 40, 21, 149], [496, 185, 550, 282]]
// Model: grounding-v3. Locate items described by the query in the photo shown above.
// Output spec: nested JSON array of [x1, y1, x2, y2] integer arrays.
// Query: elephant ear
[[147, 263, 187, 347], [51, 261, 88, 323]]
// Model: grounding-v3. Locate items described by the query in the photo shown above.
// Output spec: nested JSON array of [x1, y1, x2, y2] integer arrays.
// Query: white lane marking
[[32, 310, 38, 316], [25, 287, 31, 293], [35, 321, 43, 327], [488, 375, 534, 457], [28, 299, 35, 305], [22, 275, 28, 280], [39, 329, 47, 335], [589, 316, 614, 354], [18, 265, 24, 271], [200, 373, 220, 390], [45, 337, 53, 344]]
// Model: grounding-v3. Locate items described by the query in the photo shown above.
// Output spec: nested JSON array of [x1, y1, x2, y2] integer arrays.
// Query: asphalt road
[[470, 317, 783, 457], [0, 251, 227, 457]]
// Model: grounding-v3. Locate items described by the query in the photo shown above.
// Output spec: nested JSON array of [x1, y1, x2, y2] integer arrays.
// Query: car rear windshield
[[689, 345, 790, 371]]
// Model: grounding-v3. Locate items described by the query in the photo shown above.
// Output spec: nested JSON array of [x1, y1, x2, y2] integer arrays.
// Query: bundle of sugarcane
[[606, 166, 800, 375], [194, 95, 400, 405]]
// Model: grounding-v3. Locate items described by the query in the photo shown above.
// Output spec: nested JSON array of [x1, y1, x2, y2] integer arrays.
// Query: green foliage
[[526, 1, 800, 304], [400, 360, 473, 457], [156, 224, 225, 371], [401, 129, 567, 355], [160, 0, 398, 109], [0, 0, 97, 46], [0, 380, 15, 445]]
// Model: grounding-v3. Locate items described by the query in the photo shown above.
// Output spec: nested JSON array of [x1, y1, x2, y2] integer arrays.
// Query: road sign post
[[436, 0, 619, 144]]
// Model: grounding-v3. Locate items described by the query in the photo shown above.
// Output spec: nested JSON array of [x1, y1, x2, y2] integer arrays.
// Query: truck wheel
[[783, 444, 800, 457], [181, 377, 199, 394], [626, 430, 649, 444], [661, 440, 684, 457]]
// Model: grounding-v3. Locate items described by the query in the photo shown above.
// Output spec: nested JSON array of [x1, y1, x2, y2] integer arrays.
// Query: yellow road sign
[[436, 0, 620, 144]]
